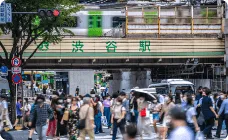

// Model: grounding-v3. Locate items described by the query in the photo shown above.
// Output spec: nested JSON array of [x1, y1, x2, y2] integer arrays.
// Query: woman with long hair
[[28, 98, 37, 140], [103, 95, 111, 128], [185, 94, 200, 134], [67, 97, 79, 140], [46, 96, 58, 139], [93, 96, 103, 134]]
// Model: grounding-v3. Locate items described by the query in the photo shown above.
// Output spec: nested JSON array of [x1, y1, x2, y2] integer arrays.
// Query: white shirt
[[98, 101, 102, 107], [113, 105, 126, 119], [80, 100, 83, 106], [186, 107, 197, 123], [170, 126, 194, 140], [159, 95, 165, 104], [24, 103, 31, 112]]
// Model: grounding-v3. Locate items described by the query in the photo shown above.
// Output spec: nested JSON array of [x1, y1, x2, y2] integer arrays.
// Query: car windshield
[[153, 86, 169, 95], [171, 85, 194, 95]]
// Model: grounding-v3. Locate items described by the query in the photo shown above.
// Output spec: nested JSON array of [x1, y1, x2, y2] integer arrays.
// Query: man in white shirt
[[0, 95, 13, 129], [169, 106, 194, 140]]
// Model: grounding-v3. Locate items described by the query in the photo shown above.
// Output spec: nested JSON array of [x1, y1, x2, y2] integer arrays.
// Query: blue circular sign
[[12, 74, 22, 84], [1, 66, 8, 73]]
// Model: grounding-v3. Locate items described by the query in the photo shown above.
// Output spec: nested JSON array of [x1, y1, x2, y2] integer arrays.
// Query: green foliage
[[201, 10, 217, 17], [144, 11, 158, 24], [0, 0, 82, 58]]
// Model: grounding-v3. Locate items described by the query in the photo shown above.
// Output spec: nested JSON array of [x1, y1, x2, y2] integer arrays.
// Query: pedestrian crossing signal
[[38, 9, 60, 17]]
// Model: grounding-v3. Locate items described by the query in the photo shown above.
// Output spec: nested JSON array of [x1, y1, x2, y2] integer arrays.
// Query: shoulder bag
[[77, 107, 90, 130]]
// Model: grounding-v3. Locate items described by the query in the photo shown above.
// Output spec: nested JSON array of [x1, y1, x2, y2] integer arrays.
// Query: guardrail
[[125, 6, 223, 36]]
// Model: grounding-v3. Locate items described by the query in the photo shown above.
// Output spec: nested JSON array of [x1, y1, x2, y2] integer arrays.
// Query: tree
[[0, 0, 82, 122]]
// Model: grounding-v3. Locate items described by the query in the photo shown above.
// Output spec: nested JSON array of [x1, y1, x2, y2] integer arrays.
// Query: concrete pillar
[[108, 71, 151, 94], [68, 70, 94, 96]]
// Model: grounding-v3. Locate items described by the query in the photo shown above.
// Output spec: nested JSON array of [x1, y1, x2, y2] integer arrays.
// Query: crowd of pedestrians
[[1, 86, 228, 140]]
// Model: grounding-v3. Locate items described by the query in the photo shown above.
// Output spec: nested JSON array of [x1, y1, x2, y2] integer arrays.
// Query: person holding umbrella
[[137, 94, 153, 139]]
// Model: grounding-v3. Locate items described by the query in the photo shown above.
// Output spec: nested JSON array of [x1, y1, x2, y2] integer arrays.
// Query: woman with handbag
[[160, 94, 175, 140], [67, 97, 80, 140], [137, 95, 152, 139], [46, 97, 57, 139], [111, 97, 126, 140], [56, 98, 67, 140]]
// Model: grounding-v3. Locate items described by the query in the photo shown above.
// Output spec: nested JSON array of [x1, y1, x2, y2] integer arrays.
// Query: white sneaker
[[34, 131, 37, 135]]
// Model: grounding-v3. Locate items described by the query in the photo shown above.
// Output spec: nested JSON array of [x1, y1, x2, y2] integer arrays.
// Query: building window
[[112, 17, 126, 27]]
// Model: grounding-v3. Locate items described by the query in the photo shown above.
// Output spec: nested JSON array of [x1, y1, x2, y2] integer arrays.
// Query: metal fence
[[125, 6, 223, 36]]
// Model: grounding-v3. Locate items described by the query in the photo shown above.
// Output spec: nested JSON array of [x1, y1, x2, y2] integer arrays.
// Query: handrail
[[125, 5, 223, 36]]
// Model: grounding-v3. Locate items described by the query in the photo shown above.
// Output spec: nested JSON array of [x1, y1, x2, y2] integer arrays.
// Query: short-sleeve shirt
[[169, 126, 194, 140], [201, 96, 215, 120], [2, 100, 8, 109], [186, 107, 197, 123], [16, 102, 22, 116], [79, 105, 94, 130], [113, 105, 126, 119]]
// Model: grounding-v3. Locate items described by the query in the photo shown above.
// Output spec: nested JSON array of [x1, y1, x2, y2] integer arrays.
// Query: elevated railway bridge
[[0, 5, 227, 91]]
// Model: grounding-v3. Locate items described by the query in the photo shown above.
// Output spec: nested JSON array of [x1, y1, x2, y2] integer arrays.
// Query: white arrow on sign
[[12, 67, 21, 74]]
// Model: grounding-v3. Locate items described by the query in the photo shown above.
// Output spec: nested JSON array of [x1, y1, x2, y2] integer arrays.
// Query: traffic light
[[38, 9, 60, 17]]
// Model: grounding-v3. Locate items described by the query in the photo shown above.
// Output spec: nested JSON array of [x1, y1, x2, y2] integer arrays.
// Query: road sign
[[1, 66, 8, 73], [0, 66, 8, 76], [0, 2, 6, 24], [12, 73, 22, 84], [5, 3, 12, 22], [12, 67, 21, 74], [11, 56, 21, 67]]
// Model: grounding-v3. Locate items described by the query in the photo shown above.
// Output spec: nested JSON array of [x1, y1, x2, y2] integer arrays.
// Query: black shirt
[[201, 96, 215, 120]]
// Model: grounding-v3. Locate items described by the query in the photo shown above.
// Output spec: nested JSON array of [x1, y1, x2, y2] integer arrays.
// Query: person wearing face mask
[[67, 97, 80, 140], [56, 98, 67, 139], [13, 97, 23, 130], [201, 88, 218, 139], [120, 92, 130, 123], [181, 93, 187, 108], [111, 97, 126, 140], [217, 91, 228, 139], [46, 96, 58, 139], [149, 99, 162, 135], [29, 95, 53, 140], [137, 95, 152, 139], [214, 91, 226, 138], [160, 94, 175, 139], [103, 95, 111, 129], [174, 91, 182, 105]]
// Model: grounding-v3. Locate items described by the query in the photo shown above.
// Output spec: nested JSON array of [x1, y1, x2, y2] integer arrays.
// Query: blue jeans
[[36, 124, 48, 140], [131, 110, 139, 124], [104, 107, 111, 127], [94, 112, 102, 133], [112, 119, 125, 140]]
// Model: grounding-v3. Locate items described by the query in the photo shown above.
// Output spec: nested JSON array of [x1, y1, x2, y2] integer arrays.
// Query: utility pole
[[225, 1, 228, 91]]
